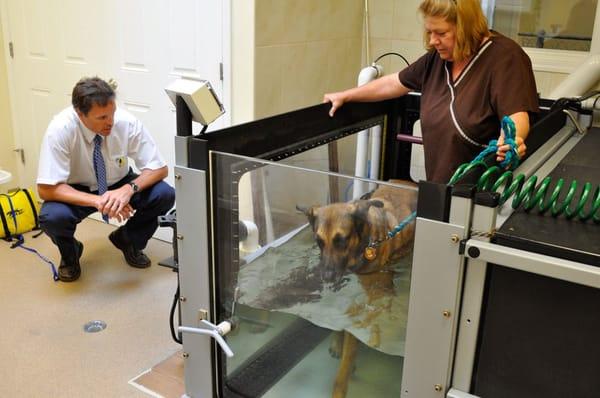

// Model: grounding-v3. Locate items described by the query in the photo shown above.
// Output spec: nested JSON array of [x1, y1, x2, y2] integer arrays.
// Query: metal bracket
[[458, 239, 467, 255], [563, 109, 585, 135], [464, 239, 600, 289]]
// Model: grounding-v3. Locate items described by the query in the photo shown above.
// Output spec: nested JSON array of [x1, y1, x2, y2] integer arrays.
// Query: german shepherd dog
[[299, 182, 417, 398]]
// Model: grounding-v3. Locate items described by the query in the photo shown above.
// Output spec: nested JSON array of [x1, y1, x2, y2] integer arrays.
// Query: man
[[37, 77, 175, 282]]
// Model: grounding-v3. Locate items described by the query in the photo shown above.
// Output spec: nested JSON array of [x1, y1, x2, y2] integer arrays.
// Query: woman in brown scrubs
[[324, 0, 539, 183]]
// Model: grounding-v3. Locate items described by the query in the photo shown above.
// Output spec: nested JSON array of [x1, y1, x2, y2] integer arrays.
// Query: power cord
[[373, 52, 410, 67], [170, 284, 182, 344]]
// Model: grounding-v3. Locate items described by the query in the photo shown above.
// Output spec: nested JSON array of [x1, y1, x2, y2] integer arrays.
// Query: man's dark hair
[[71, 77, 115, 115]]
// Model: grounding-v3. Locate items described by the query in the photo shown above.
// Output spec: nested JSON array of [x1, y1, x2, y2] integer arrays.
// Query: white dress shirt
[[37, 106, 166, 191]]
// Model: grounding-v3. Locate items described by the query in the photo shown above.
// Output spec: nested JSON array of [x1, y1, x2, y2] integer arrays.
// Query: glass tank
[[210, 149, 418, 398]]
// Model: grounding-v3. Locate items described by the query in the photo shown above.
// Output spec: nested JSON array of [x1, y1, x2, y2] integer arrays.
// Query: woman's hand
[[496, 132, 526, 162], [497, 112, 530, 163], [323, 91, 348, 117], [323, 74, 411, 117]]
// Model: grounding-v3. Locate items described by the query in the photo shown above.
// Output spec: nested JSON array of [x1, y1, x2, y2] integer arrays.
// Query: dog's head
[[297, 199, 383, 283]]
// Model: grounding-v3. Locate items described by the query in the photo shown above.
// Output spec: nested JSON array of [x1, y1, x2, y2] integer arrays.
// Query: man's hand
[[96, 185, 134, 219], [113, 204, 135, 222]]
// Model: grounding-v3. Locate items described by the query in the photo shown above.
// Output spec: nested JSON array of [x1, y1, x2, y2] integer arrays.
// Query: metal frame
[[176, 165, 214, 398], [401, 103, 595, 397]]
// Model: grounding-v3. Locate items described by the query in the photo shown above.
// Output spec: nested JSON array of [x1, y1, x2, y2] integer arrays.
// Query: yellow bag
[[0, 188, 40, 239]]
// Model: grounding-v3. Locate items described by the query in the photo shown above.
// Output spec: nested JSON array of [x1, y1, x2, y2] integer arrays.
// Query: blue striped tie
[[93, 135, 109, 223]]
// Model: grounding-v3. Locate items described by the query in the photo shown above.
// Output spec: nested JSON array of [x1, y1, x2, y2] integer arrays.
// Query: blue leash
[[472, 116, 520, 170], [3, 193, 58, 281], [386, 211, 417, 239], [11, 235, 59, 281], [364, 210, 417, 260]]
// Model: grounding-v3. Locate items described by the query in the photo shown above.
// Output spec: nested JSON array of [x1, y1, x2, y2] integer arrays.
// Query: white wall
[[231, 0, 255, 124]]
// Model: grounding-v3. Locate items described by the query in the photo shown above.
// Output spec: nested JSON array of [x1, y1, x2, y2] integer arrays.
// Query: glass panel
[[211, 151, 418, 398], [277, 126, 378, 177], [489, 0, 597, 51]]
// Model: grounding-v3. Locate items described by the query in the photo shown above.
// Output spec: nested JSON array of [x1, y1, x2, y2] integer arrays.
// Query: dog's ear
[[367, 199, 384, 208], [296, 204, 318, 228], [353, 199, 384, 234]]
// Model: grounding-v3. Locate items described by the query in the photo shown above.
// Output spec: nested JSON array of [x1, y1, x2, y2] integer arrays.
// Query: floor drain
[[83, 320, 107, 333]]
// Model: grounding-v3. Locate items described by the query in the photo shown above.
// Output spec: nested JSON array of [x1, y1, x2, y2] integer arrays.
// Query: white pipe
[[581, 96, 600, 111], [548, 54, 600, 99], [239, 219, 260, 257], [353, 64, 382, 199]]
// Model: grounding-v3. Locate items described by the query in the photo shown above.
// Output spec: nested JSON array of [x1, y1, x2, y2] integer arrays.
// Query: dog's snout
[[322, 267, 336, 281], [319, 256, 345, 283]]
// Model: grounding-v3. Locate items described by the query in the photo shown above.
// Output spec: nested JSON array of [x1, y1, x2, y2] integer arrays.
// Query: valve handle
[[179, 320, 234, 358]]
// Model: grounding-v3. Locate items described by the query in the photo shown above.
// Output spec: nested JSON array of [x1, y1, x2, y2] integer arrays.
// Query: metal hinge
[[9, 42, 14, 58], [14, 148, 24, 164], [219, 62, 223, 81]]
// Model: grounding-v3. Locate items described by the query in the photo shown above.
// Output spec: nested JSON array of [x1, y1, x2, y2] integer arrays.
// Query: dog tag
[[364, 246, 377, 261]]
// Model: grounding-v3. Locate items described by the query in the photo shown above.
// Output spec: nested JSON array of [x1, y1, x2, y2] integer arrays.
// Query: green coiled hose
[[449, 162, 600, 223]]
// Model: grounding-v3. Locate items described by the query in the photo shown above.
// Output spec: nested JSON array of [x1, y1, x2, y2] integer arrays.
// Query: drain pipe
[[548, 53, 600, 99], [353, 64, 383, 199]]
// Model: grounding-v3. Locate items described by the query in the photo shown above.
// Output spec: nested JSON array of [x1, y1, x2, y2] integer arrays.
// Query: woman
[[324, 0, 539, 183]]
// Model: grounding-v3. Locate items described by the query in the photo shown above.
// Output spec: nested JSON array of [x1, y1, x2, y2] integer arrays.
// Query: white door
[[2, 0, 229, 239]]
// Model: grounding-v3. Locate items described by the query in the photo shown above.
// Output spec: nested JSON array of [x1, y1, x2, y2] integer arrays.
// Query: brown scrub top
[[399, 32, 539, 183]]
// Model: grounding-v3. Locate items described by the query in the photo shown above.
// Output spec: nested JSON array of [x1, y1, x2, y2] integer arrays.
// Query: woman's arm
[[323, 73, 411, 117]]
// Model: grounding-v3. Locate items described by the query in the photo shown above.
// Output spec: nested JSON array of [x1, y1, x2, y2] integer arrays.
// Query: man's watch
[[128, 181, 139, 193]]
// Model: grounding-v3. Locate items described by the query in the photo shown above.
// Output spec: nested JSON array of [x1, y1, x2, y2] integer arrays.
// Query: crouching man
[[37, 77, 175, 282]]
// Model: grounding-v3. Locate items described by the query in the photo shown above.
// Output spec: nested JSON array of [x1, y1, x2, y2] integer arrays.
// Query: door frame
[[0, 0, 25, 184]]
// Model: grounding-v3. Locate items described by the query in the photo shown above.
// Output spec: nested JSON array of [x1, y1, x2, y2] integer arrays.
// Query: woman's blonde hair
[[419, 0, 489, 62]]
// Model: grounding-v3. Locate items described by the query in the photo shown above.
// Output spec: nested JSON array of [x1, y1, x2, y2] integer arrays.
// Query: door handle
[[107, 78, 118, 91], [179, 319, 235, 357]]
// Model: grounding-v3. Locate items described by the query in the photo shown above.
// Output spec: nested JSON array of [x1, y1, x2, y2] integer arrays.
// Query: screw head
[[175, 174, 182, 180], [434, 384, 443, 392], [451, 234, 460, 243], [183, 352, 189, 358], [443, 310, 451, 318]]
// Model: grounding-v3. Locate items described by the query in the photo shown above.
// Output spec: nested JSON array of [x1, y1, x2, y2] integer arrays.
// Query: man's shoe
[[109, 228, 151, 268], [58, 240, 83, 282]]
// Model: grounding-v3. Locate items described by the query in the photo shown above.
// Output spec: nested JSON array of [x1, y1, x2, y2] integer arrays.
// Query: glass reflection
[[488, 0, 597, 51]]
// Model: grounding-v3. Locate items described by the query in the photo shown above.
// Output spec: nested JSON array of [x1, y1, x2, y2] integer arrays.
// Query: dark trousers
[[39, 170, 175, 263]]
